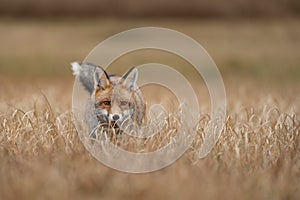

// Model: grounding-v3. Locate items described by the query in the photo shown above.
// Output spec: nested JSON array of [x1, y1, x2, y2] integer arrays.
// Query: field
[[0, 18, 300, 199]]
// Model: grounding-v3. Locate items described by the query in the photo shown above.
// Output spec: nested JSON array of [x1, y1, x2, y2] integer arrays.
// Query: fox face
[[71, 61, 145, 136], [93, 67, 145, 130]]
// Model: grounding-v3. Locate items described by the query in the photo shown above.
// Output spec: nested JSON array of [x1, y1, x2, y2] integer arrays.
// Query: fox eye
[[103, 101, 111, 106], [120, 101, 128, 106]]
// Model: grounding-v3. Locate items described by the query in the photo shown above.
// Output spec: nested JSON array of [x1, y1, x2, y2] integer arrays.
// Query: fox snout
[[96, 100, 133, 123], [109, 113, 123, 122], [109, 105, 133, 123]]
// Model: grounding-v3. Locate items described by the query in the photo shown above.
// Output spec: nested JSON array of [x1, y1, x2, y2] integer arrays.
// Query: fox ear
[[121, 67, 138, 89], [94, 67, 111, 90]]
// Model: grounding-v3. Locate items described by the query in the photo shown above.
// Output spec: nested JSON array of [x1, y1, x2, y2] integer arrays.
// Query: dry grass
[[0, 77, 299, 200], [0, 18, 300, 199]]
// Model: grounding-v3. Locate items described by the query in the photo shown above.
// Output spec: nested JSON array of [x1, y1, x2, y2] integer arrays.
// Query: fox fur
[[71, 62, 145, 137]]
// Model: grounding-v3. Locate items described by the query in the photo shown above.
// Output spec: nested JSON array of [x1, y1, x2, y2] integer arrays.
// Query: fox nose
[[112, 114, 120, 121], [109, 114, 122, 122]]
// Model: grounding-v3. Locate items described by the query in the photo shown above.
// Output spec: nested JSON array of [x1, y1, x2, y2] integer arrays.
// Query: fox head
[[93, 67, 142, 128]]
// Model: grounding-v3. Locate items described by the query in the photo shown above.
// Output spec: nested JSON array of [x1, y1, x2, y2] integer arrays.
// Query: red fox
[[71, 62, 145, 137]]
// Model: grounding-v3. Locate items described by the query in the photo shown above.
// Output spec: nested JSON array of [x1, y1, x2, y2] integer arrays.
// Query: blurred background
[[0, 0, 299, 81], [1, 0, 300, 18], [0, 0, 299, 116]]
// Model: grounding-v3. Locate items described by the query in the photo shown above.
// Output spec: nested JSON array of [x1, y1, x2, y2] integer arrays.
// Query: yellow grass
[[0, 76, 299, 199], [0, 18, 299, 199]]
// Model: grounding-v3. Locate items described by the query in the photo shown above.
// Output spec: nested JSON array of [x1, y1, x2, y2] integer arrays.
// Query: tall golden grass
[[0, 77, 299, 199], [0, 18, 299, 199]]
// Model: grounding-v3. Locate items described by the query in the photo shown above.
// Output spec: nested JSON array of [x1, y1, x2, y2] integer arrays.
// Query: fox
[[71, 62, 145, 137]]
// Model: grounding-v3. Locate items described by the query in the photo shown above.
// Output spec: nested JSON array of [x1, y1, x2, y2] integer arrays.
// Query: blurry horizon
[[0, 0, 299, 84], [1, 0, 300, 19]]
